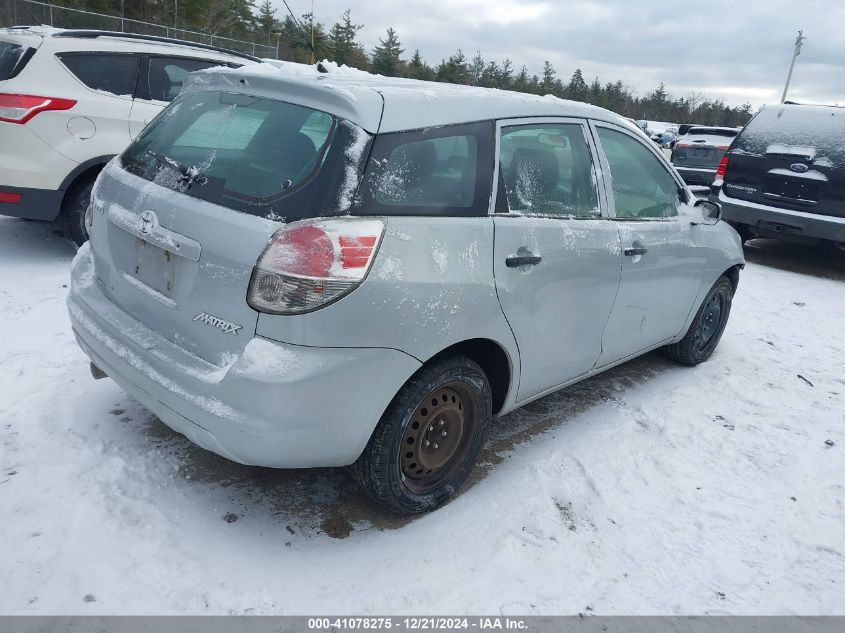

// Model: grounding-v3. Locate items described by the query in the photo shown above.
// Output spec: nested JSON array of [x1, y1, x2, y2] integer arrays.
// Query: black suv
[[715, 103, 845, 249]]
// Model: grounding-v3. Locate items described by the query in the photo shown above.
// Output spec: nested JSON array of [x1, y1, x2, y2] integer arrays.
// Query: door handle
[[624, 246, 648, 256], [506, 253, 542, 267]]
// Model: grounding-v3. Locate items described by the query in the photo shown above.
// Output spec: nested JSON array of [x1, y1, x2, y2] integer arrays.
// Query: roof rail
[[51, 30, 261, 63]]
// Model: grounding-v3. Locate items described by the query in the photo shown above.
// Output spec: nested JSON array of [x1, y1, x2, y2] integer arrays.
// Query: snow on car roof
[[189, 59, 631, 134]]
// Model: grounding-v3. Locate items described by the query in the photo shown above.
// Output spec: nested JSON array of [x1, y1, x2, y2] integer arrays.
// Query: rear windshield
[[736, 105, 845, 164], [122, 90, 365, 220], [0, 41, 35, 80]]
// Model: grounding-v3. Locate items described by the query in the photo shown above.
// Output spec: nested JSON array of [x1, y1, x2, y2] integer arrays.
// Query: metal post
[[120, 0, 124, 31], [781, 30, 806, 103]]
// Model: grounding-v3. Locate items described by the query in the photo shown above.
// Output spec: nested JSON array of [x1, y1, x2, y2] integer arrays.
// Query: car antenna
[[281, 0, 322, 70]]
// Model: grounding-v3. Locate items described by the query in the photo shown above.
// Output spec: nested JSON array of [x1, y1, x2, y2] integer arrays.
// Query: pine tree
[[370, 27, 404, 76], [256, 0, 276, 45], [499, 59, 513, 90], [329, 9, 366, 68], [480, 61, 499, 88], [567, 69, 588, 102], [469, 51, 485, 86], [513, 65, 532, 93], [540, 60, 556, 94], [436, 50, 469, 84], [588, 76, 602, 105], [407, 49, 435, 80], [277, 13, 329, 63]]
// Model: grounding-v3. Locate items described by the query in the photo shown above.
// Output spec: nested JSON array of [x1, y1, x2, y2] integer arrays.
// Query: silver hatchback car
[[68, 63, 745, 514]]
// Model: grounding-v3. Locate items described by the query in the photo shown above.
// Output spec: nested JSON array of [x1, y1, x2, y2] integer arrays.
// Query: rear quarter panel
[[255, 215, 520, 395]]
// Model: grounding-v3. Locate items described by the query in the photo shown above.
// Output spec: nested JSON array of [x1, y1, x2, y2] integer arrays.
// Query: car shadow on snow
[[743, 238, 845, 281], [0, 218, 76, 262], [137, 351, 677, 539]]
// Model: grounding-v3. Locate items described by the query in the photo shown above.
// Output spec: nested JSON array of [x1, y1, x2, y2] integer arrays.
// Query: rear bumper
[[67, 245, 422, 468], [674, 166, 716, 186], [718, 189, 845, 243], [0, 184, 64, 221]]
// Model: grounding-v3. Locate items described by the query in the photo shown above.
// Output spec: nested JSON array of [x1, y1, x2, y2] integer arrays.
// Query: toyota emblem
[[139, 210, 157, 235]]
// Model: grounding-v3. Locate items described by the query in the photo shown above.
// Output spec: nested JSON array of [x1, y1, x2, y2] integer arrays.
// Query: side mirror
[[693, 199, 721, 225]]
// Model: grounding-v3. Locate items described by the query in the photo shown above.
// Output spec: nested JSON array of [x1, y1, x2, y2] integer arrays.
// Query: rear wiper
[[146, 151, 207, 188]]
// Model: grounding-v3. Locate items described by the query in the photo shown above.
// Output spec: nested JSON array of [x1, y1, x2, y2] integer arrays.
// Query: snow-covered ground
[[1, 216, 843, 615]]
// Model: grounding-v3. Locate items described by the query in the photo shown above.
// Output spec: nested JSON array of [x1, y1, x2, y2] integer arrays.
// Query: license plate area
[[693, 148, 710, 158], [763, 177, 820, 204], [132, 238, 176, 298]]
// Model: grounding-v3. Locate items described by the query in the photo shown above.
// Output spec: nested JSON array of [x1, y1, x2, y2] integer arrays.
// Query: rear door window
[[58, 53, 140, 97], [596, 126, 681, 219], [358, 121, 494, 217], [122, 90, 356, 219], [498, 123, 599, 217], [0, 41, 35, 80], [145, 57, 224, 102]]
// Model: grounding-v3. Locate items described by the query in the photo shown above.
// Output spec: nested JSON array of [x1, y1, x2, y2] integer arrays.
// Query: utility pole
[[309, 0, 315, 65], [781, 30, 806, 103]]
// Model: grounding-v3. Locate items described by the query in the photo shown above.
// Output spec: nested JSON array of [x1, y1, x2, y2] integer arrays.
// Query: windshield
[[121, 90, 356, 219]]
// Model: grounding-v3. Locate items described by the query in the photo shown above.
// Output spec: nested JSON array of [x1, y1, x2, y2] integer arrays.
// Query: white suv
[[0, 27, 256, 244]]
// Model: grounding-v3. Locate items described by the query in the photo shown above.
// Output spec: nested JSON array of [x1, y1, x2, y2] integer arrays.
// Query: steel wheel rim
[[400, 382, 478, 494], [696, 292, 724, 350]]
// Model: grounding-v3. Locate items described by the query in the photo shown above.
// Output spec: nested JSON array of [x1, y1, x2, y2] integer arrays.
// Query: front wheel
[[665, 276, 734, 366], [351, 355, 492, 515]]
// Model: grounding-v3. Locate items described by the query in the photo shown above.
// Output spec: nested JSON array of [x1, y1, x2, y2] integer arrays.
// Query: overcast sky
[[272, 0, 843, 107]]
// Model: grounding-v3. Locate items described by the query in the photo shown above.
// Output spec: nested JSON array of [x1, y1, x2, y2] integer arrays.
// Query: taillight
[[0, 93, 76, 124], [0, 191, 23, 203], [715, 156, 729, 180], [247, 218, 384, 314], [674, 143, 691, 150]]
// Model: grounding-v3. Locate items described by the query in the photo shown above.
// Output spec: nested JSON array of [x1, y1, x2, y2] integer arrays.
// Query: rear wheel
[[351, 355, 492, 515], [59, 175, 95, 247], [665, 276, 733, 366]]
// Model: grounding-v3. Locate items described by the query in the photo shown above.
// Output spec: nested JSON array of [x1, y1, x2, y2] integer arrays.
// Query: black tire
[[351, 355, 492, 515], [729, 221, 752, 244], [665, 276, 734, 366], [59, 175, 95, 247]]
